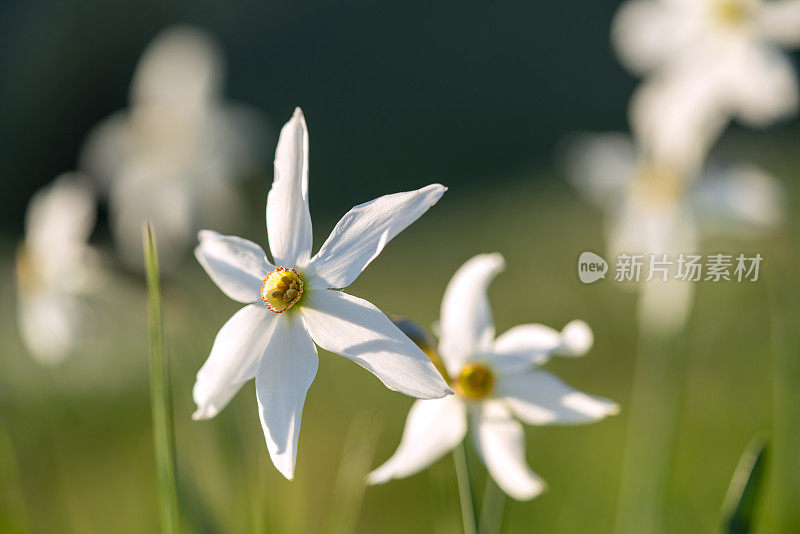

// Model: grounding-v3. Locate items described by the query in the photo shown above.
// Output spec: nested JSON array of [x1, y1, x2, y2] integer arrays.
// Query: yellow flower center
[[454, 362, 495, 400], [629, 164, 683, 208], [713, 0, 749, 26], [261, 267, 304, 313]]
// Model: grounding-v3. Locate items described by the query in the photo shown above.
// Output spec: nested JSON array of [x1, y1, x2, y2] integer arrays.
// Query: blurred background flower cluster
[[0, 1, 799, 532]]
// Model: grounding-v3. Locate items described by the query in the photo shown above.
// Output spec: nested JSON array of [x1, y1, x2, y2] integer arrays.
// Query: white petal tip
[[191, 408, 211, 421], [292, 107, 304, 118], [197, 229, 218, 242], [559, 320, 593, 356]]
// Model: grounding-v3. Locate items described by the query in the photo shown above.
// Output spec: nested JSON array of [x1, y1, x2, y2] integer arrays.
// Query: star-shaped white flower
[[367, 253, 618, 500], [193, 108, 451, 480], [564, 132, 783, 334], [16, 174, 102, 364], [614, 0, 800, 154], [80, 25, 267, 271]]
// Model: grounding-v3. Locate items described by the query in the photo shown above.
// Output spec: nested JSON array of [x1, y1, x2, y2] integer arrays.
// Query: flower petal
[[498, 370, 619, 426], [490, 324, 562, 372], [757, 0, 800, 47], [255, 313, 319, 480], [193, 304, 277, 420], [561, 133, 637, 209], [367, 396, 466, 485], [472, 401, 546, 501], [438, 253, 505, 376], [559, 319, 594, 357], [195, 230, 273, 303], [692, 162, 785, 236], [300, 289, 451, 399], [306, 184, 446, 289], [26, 173, 96, 260], [722, 43, 799, 127], [267, 108, 313, 268], [611, 0, 698, 75]]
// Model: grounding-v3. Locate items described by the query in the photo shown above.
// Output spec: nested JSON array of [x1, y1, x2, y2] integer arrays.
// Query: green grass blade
[[143, 223, 179, 534], [721, 436, 768, 534], [321, 412, 381, 534], [454, 443, 477, 534]]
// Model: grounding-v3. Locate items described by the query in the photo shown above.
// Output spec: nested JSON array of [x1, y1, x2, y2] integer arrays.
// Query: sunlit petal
[[192, 305, 277, 420], [438, 253, 505, 376], [255, 313, 319, 480], [472, 401, 546, 501], [367, 396, 466, 484], [306, 184, 446, 289], [498, 371, 619, 426], [267, 108, 313, 267], [301, 289, 451, 399], [195, 230, 273, 303]]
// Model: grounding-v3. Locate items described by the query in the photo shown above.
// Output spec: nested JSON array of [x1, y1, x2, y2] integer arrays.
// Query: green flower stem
[[478, 476, 506, 534], [454, 443, 477, 534], [143, 223, 180, 534], [614, 326, 689, 534]]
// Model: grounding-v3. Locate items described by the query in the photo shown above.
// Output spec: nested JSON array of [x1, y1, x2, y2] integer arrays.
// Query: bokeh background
[[1, 1, 799, 532]]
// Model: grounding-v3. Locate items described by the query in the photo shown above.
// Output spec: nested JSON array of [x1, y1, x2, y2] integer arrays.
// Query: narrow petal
[[26, 173, 96, 259], [267, 108, 313, 267], [723, 44, 799, 127], [438, 253, 505, 376], [472, 401, 546, 501], [301, 289, 451, 399], [306, 184, 446, 289], [195, 230, 273, 303], [558, 320, 594, 357], [560, 132, 637, 209], [256, 313, 319, 480], [367, 396, 466, 485], [498, 370, 619, 426], [193, 305, 277, 420], [692, 162, 785, 236], [757, 0, 800, 47], [611, 0, 697, 74], [490, 324, 562, 372]]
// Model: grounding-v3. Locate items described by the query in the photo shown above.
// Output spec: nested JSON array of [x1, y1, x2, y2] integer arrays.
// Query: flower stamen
[[454, 362, 495, 400], [261, 267, 304, 313]]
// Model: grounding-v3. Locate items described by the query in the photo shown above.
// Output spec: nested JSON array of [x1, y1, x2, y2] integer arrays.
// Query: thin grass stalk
[[143, 223, 179, 534], [478, 476, 506, 534], [321, 412, 381, 534], [764, 229, 800, 533]]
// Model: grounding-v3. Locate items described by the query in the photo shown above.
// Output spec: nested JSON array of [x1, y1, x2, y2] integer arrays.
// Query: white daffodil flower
[[564, 132, 783, 334], [80, 25, 267, 271], [16, 174, 102, 364], [193, 108, 451, 480], [367, 254, 618, 500], [614, 0, 800, 144]]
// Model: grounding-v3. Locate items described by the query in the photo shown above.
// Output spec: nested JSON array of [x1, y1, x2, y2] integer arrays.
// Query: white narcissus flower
[[614, 0, 800, 155], [80, 25, 268, 272], [367, 254, 618, 500], [15, 174, 102, 364], [564, 132, 783, 334], [193, 108, 451, 480]]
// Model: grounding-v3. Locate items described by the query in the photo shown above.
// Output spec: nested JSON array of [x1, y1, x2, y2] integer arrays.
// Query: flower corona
[[261, 267, 304, 313]]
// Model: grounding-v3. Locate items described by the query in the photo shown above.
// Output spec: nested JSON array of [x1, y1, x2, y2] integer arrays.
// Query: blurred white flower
[[367, 253, 617, 500], [80, 25, 268, 271], [192, 109, 451, 480], [564, 132, 783, 334], [614, 0, 800, 151], [15, 174, 102, 364]]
